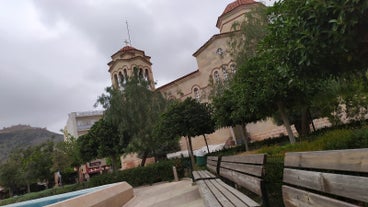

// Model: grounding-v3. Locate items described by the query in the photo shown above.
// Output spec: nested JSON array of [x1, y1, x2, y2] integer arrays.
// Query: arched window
[[123, 69, 128, 78], [193, 87, 200, 101], [145, 69, 149, 81], [230, 64, 236, 74], [118, 72, 125, 90], [114, 74, 118, 88], [139, 68, 143, 79], [222, 65, 228, 79], [214, 71, 220, 83]]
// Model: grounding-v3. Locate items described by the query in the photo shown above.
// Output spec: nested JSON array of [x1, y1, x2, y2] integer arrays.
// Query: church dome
[[118, 45, 138, 53], [221, 0, 257, 16], [216, 0, 258, 29]]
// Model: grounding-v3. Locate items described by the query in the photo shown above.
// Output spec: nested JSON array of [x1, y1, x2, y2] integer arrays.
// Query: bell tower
[[107, 44, 155, 90]]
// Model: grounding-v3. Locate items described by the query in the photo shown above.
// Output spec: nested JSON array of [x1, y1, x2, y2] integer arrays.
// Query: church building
[[107, 0, 299, 151]]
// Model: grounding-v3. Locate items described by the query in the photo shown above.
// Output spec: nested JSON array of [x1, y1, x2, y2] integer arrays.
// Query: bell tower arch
[[107, 45, 155, 90]]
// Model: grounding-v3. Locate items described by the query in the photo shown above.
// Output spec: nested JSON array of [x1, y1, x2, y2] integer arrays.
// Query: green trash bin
[[195, 151, 207, 166]]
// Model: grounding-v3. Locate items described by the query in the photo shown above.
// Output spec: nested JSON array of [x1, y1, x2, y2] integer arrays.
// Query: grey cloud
[[1, 0, 273, 133]]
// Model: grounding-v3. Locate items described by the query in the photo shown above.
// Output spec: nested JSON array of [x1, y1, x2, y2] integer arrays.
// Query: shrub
[[90, 159, 184, 187]]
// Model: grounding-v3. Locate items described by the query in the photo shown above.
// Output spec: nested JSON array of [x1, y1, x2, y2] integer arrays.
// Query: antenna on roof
[[125, 20, 132, 46]]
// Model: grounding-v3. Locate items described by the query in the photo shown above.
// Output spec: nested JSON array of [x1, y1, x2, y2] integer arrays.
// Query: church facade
[[107, 0, 298, 151]]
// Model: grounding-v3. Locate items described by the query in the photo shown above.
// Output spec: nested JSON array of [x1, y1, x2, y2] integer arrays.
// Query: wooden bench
[[194, 154, 269, 207], [282, 148, 368, 207], [192, 156, 219, 181]]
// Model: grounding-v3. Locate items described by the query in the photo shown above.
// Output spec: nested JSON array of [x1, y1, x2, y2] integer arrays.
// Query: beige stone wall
[[120, 153, 155, 170], [179, 128, 232, 151], [157, 2, 304, 151]]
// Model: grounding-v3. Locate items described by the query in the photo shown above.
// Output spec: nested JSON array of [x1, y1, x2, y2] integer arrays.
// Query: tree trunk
[[202, 135, 210, 153], [308, 109, 316, 132], [27, 181, 31, 193], [300, 107, 311, 136], [187, 136, 195, 169], [9, 188, 13, 197], [111, 155, 119, 172], [277, 101, 296, 144], [241, 124, 249, 151], [140, 151, 149, 167]]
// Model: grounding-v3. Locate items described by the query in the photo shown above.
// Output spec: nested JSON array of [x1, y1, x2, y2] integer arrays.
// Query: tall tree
[[87, 118, 124, 172], [211, 4, 269, 148], [225, 0, 368, 143], [96, 68, 176, 166], [258, 0, 368, 137], [160, 97, 215, 168]]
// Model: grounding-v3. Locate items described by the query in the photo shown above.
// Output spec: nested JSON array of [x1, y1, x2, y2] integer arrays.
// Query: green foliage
[[160, 97, 215, 166], [0, 125, 63, 163], [0, 159, 186, 205], [258, 127, 368, 156], [77, 134, 99, 163], [0, 141, 54, 196], [96, 68, 177, 165], [161, 97, 215, 138], [229, 4, 268, 64], [89, 159, 184, 187], [53, 134, 82, 173], [264, 0, 368, 79], [211, 4, 269, 129], [89, 119, 123, 171], [264, 155, 284, 207], [225, 0, 368, 142]]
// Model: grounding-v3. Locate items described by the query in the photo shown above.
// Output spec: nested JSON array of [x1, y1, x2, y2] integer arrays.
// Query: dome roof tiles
[[222, 0, 257, 16]]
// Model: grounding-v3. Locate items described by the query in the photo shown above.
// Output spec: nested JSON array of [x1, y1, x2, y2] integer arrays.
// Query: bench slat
[[193, 170, 217, 181], [205, 179, 236, 207], [207, 159, 217, 167], [284, 148, 368, 172], [221, 154, 266, 165], [207, 165, 217, 174], [198, 170, 216, 179], [207, 156, 219, 162], [220, 168, 263, 196], [214, 179, 261, 207], [197, 180, 222, 207], [192, 171, 201, 181], [221, 162, 264, 177], [282, 185, 360, 207], [283, 168, 368, 202], [208, 179, 248, 207]]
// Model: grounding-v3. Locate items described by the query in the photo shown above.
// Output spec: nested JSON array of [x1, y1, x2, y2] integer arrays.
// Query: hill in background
[[0, 125, 63, 163]]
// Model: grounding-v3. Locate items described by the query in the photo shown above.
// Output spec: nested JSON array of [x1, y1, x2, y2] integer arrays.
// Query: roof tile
[[222, 0, 257, 16]]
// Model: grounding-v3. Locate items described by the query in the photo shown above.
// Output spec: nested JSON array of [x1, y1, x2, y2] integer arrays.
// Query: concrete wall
[[46, 182, 133, 207]]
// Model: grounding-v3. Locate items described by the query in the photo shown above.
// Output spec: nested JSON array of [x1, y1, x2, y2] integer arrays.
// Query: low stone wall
[[46, 182, 133, 207]]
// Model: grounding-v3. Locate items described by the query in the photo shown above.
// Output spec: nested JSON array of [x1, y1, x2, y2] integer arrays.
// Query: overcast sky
[[0, 0, 275, 134]]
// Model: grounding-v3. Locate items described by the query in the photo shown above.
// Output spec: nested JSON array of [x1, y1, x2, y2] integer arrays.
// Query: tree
[[0, 152, 22, 197], [0, 142, 54, 195], [87, 118, 124, 172], [96, 68, 176, 166], [211, 4, 270, 149], [53, 132, 83, 182], [258, 0, 368, 137], [160, 97, 215, 168], [225, 0, 368, 143], [77, 133, 99, 164]]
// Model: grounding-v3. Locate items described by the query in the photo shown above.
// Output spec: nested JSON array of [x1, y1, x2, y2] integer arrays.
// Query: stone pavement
[[123, 178, 204, 207]]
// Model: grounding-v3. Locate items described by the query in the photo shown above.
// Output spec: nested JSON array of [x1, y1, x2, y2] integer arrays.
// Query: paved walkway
[[123, 179, 204, 207]]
